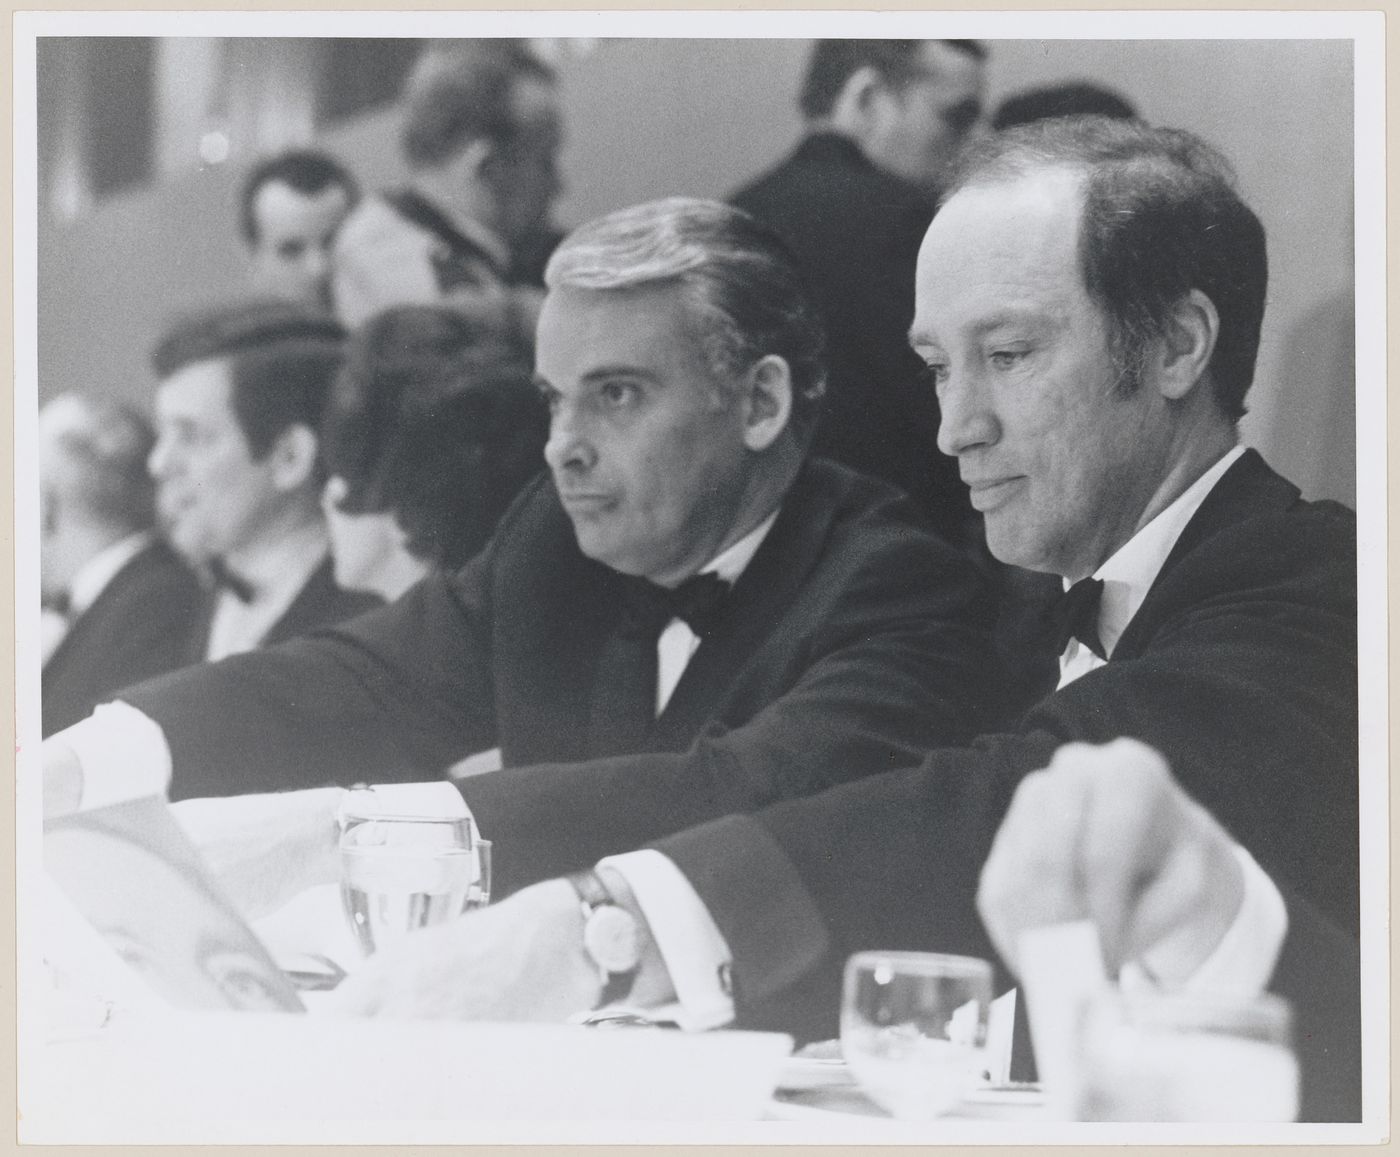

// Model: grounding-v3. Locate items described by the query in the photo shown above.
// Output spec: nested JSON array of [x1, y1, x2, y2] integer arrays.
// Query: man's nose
[[147, 437, 174, 480], [935, 373, 999, 459], [543, 406, 597, 474]]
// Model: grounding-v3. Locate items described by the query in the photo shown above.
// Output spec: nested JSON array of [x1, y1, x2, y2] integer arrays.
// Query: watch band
[[567, 869, 641, 1007]]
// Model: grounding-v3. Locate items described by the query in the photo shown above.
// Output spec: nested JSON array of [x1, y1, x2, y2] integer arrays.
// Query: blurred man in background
[[731, 39, 987, 549], [39, 394, 202, 736], [332, 39, 562, 338], [241, 149, 360, 314], [147, 301, 380, 663]]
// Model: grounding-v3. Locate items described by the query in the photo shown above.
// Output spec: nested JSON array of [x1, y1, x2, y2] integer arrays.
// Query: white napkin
[[1017, 920, 1108, 1117]]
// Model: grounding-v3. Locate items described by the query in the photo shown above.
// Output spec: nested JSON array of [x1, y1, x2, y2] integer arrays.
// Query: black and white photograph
[[14, 10, 1387, 1144]]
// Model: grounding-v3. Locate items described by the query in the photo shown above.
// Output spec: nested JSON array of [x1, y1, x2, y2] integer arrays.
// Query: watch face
[[583, 904, 642, 975]]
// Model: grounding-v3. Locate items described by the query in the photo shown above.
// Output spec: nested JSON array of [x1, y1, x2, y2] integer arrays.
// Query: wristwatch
[[567, 869, 642, 1007]]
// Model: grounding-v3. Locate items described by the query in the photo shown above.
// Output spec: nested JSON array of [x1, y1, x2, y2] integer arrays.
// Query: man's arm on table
[[42, 549, 503, 809], [461, 523, 995, 896], [655, 558, 1357, 1035]]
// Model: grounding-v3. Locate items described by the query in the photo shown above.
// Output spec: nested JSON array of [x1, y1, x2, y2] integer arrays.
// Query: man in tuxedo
[[147, 301, 380, 665], [39, 395, 202, 736], [731, 39, 987, 545], [331, 39, 561, 335], [45, 198, 996, 890], [317, 120, 1358, 1117], [240, 149, 359, 314]]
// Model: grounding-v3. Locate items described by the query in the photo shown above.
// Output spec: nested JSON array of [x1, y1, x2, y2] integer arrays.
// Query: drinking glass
[[840, 951, 994, 1119], [339, 815, 487, 956], [1074, 989, 1299, 1121]]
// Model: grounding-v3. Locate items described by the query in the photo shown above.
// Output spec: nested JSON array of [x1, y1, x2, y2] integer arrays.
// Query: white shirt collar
[[223, 520, 328, 606], [67, 531, 153, 618], [1070, 444, 1246, 658], [700, 508, 780, 586]]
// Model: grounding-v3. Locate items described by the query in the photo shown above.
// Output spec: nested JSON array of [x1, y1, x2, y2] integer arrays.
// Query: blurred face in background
[[485, 76, 564, 246], [320, 474, 422, 600], [866, 42, 986, 196], [248, 180, 354, 311], [148, 359, 289, 565], [536, 283, 760, 587]]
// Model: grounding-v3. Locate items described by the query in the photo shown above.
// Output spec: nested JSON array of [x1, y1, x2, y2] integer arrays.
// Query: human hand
[[327, 878, 601, 1021], [169, 787, 344, 919], [977, 738, 1245, 983]]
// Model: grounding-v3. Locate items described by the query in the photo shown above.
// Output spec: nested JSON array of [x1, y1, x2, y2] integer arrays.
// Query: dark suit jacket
[[42, 541, 204, 737], [122, 460, 998, 895], [731, 133, 972, 546], [178, 556, 382, 667], [657, 451, 1359, 1115]]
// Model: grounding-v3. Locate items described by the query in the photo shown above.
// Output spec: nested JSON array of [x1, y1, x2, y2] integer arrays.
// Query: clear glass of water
[[339, 815, 488, 956], [1074, 989, 1299, 1121], [841, 951, 994, 1119]]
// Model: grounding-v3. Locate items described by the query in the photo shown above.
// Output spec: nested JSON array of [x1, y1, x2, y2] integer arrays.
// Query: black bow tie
[[619, 572, 731, 640], [1048, 576, 1106, 660], [207, 557, 256, 604]]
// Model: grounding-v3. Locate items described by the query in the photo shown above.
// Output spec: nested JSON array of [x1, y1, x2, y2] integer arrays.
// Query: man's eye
[[919, 363, 949, 390], [277, 241, 306, 260], [989, 349, 1028, 370], [599, 381, 638, 408]]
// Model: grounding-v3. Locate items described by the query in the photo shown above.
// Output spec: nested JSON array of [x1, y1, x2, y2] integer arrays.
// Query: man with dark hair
[[240, 149, 359, 312], [312, 121, 1357, 1120], [46, 198, 996, 904], [332, 39, 562, 332], [39, 395, 202, 736], [146, 301, 380, 663], [992, 81, 1138, 131], [732, 39, 987, 548]]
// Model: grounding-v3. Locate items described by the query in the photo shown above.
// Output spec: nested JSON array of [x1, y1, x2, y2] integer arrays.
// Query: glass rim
[[844, 950, 993, 978]]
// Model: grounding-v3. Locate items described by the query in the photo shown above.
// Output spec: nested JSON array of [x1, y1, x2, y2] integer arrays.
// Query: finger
[[978, 763, 1093, 972], [1121, 800, 1243, 974], [1077, 740, 1177, 970]]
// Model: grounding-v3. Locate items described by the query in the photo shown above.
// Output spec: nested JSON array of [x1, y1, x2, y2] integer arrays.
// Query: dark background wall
[[34, 37, 1356, 504]]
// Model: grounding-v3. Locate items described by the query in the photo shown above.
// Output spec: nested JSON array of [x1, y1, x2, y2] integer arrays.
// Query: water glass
[[339, 815, 487, 956], [841, 951, 994, 1119], [1075, 989, 1299, 1121]]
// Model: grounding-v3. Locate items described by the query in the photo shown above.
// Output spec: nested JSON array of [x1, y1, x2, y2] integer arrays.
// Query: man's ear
[[740, 355, 794, 452], [449, 137, 495, 187], [829, 66, 893, 137], [268, 424, 320, 492], [1155, 289, 1220, 401]]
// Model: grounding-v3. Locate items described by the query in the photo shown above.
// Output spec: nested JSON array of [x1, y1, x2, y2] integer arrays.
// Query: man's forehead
[[157, 357, 233, 409], [254, 180, 349, 236]]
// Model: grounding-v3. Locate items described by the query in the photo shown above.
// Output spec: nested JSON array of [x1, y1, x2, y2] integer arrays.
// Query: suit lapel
[[1113, 449, 1299, 660], [650, 464, 838, 747]]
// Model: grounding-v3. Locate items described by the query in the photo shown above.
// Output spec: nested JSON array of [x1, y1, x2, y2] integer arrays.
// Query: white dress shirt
[[203, 523, 330, 661], [610, 445, 1286, 1027]]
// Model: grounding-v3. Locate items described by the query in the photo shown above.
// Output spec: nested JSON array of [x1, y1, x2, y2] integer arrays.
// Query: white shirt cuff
[[599, 849, 735, 1031], [1122, 844, 1288, 995], [53, 702, 173, 810]]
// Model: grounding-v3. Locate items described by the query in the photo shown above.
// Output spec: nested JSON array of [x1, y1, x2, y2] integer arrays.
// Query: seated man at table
[[312, 120, 1357, 1112], [44, 197, 997, 887]]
